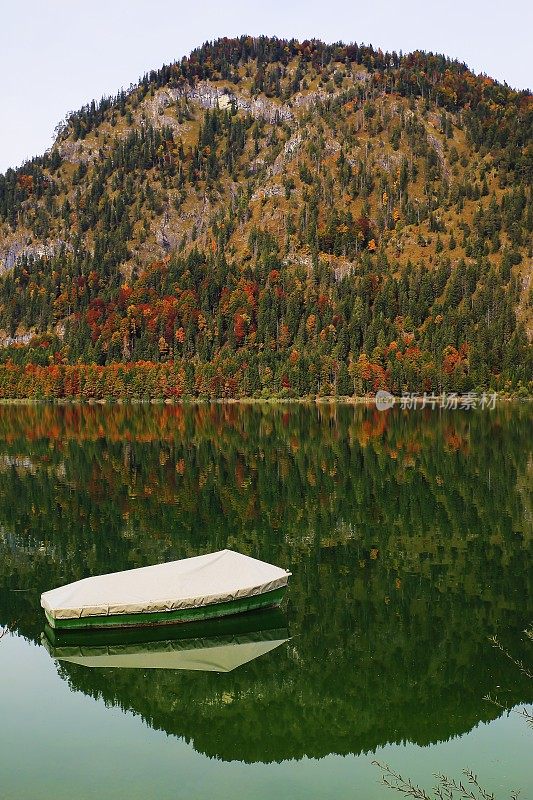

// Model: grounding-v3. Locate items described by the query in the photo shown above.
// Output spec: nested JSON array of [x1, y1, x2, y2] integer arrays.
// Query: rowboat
[[41, 608, 289, 672], [41, 550, 291, 631]]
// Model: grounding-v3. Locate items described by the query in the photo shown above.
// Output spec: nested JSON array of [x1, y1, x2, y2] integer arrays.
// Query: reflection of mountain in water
[[51, 605, 531, 764], [0, 403, 531, 762]]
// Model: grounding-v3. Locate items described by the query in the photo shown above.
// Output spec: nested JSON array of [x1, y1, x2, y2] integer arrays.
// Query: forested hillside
[[0, 36, 531, 398]]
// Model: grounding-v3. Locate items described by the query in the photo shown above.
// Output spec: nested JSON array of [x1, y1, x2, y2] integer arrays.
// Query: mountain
[[0, 36, 531, 399]]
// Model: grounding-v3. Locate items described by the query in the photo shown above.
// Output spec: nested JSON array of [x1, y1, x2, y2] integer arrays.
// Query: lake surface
[[0, 402, 531, 799]]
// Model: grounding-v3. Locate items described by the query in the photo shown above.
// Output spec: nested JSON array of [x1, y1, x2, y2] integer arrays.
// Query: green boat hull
[[45, 586, 286, 631]]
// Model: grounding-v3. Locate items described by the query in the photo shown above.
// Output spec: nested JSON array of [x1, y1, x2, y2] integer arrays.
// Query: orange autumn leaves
[[354, 353, 388, 391], [443, 343, 469, 375]]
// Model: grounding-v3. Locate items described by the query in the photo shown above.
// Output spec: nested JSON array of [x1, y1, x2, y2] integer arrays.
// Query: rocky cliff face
[[0, 239, 69, 275]]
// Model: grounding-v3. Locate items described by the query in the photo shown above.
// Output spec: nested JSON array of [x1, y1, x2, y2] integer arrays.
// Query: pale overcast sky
[[1, 0, 531, 172]]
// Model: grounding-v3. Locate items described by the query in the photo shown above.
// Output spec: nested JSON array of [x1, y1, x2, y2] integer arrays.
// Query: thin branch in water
[[488, 634, 533, 680], [484, 693, 532, 726], [373, 763, 520, 800], [372, 761, 433, 799]]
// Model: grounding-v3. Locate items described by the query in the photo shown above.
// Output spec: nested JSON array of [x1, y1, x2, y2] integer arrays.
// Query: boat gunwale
[[44, 586, 287, 630]]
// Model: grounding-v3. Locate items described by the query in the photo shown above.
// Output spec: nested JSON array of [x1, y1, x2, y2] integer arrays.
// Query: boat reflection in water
[[41, 609, 290, 673]]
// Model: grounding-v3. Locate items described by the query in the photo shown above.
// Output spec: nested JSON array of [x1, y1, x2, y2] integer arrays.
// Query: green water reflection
[[0, 402, 531, 769]]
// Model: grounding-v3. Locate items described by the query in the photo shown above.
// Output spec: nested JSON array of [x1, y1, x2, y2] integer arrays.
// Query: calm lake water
[[0, 402, 531, 800]]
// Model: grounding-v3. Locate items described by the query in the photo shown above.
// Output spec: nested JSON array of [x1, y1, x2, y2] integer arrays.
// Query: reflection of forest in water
[[0, 402, 531, 762]]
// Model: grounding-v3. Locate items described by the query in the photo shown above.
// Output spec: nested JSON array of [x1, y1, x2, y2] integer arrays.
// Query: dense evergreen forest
[[0, 36, 531, 397]]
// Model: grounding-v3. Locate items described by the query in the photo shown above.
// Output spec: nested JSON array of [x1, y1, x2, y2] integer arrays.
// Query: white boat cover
[[41, 549, 290, 621], [42, 633, 289, 672]]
